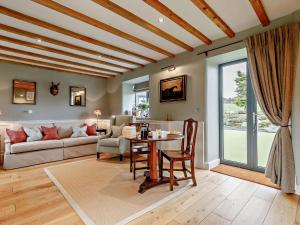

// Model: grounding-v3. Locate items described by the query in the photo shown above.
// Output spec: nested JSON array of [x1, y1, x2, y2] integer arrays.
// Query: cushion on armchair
[[111, 124, 125, 138], [99, 138, 119, 147]]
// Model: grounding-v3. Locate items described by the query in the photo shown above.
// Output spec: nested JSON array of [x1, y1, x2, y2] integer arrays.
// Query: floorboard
[[0, 156, 298, 225]]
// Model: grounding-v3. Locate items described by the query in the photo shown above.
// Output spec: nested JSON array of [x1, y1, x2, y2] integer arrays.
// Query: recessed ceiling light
[[36, 38, 42, 43], [158, 17, 164, 23]]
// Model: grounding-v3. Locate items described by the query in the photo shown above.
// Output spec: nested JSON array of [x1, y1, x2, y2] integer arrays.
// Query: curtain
[[244, 23, 299, 193]]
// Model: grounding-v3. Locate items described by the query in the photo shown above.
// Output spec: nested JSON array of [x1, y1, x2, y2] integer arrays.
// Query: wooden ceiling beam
[[249, 0, 270, 26], [0, 24, 142, 67], [32, 0, 175, 57], [0, 6, 157, 63], [0, 53, 112, 78], [143, 0, 212, 45], [0, 58, 106, 79], [92, 0, 193, 52], [0, 35, 131, 71], [191, 0, 235, 38], [0, 45, 119, 75]]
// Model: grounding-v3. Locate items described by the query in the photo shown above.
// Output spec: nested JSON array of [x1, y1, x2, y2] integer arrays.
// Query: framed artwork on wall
[[12, 80, 36, 105], [160, 75, 187, 102], [70, 86, 86, 107]]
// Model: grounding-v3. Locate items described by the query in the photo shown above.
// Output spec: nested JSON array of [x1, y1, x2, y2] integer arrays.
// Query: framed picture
[[160, 75, 187, 102], [70, 86, 86, 107], [12, 80, 36, 105]]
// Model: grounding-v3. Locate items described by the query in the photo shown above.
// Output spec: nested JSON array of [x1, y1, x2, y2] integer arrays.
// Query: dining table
[[126, 134, 184, 193]]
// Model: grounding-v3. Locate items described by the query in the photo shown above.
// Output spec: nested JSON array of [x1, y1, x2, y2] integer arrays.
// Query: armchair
[[96, 115, 132, 161]]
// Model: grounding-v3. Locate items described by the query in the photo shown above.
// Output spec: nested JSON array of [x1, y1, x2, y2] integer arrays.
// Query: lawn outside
[[224, 129, 275, 167]]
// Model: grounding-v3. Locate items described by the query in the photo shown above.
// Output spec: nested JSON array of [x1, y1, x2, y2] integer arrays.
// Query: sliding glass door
[[219, 59, 276, 171]]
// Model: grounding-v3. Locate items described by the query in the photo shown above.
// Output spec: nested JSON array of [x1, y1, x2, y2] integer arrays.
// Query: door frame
[[218, 58, 264, 172]]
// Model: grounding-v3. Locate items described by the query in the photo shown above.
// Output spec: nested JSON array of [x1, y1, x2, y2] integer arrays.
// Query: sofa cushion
[[85, 123, 97, 136], [71, 126, 88, 138], [6, 128, 27, 144], [24, 127, 43, 142], [42, 126, 59, 140], [99, 138, 119, 147], [63, 136, 98, 147], [58, 126, 73, 139], [10, 140, 63, 154]]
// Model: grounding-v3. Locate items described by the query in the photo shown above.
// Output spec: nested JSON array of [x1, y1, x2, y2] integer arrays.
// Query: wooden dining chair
[[159, 118, 198, 191], [129, 122, 150, 180]]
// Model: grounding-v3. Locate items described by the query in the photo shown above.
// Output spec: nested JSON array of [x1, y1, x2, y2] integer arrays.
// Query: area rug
[[211, 164, 279, 189], [44, 158, 191, 225]]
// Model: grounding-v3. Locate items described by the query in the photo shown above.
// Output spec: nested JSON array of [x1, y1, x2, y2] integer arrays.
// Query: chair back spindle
[[181, 118, 198, 156]]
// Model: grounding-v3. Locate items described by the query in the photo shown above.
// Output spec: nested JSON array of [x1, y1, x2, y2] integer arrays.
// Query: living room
[[0, 0, 300, 225]]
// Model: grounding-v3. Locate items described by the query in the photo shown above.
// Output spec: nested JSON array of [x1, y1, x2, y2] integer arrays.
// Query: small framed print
[[13, 80, 36, 105]]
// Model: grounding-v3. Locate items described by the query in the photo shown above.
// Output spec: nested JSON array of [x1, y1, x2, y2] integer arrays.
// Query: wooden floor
[[0, 156, 299, 225]]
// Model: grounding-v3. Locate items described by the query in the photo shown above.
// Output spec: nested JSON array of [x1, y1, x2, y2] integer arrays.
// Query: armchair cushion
[[98, 138, 119, 147], [111, 124, 125, 138]]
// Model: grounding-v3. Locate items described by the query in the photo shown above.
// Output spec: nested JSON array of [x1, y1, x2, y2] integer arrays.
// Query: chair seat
[[99, 138, 119, 147], [161, 150, 191, 160]]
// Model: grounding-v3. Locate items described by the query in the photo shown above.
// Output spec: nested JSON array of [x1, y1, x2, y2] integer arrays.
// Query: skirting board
[[203, 158, 220, 170]]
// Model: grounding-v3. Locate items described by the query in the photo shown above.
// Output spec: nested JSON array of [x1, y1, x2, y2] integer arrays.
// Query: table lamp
[[93, 109, 101, 129]]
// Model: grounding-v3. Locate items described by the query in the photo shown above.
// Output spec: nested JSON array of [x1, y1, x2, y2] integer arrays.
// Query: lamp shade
[[94, 109, 101, 116]]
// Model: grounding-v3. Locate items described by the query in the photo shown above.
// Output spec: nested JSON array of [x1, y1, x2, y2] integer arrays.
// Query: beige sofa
[[4, 136, 97, 169], [2, 120, 109, 169]]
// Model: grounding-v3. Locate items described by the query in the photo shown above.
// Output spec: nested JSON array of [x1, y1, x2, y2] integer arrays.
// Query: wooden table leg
[[138, 141, 173, 193], [149, 141, 158, 180]]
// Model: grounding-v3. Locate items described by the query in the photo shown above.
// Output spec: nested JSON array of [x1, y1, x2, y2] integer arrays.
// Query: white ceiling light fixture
[[158, 17, 164, 23]]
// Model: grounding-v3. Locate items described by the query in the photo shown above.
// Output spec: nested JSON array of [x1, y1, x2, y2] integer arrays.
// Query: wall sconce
[[161, 64, 176, 72]]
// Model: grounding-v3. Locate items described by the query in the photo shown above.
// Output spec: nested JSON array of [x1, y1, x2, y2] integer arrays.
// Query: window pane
[[134, 90, 149, 118], [222, 62, 248, 164]]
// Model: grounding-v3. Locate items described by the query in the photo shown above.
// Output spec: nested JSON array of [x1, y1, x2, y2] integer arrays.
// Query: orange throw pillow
[[41, 126, 59, 140], [6, 128, 27, 144], [85, 123, 97, 136]]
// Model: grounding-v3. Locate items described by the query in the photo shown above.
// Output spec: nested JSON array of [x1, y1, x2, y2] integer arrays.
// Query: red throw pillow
[[6, 128, 27, 144], [41, 126, 59, 140], [85, 123, 97, 136]]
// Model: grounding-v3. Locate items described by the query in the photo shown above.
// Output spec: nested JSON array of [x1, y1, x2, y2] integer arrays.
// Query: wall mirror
[[70, 86, 86, 106], [13, 80, 36, 105]]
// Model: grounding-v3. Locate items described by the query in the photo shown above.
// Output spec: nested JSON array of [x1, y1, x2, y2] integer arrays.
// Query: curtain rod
[[197, 40, 244, 56]]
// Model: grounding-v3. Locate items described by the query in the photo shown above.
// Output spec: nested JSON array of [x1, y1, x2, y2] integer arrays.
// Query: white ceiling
[[0, 0, 299, 78]]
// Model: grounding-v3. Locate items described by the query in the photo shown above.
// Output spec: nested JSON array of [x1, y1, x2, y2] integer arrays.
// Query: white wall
[[0, 62, 109, 121], [149, 55, 205, 121], [122, 83, 135, 115]]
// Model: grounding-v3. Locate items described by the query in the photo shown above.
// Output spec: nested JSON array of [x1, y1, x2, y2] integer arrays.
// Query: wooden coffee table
[[127, 134, 184, 193]]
